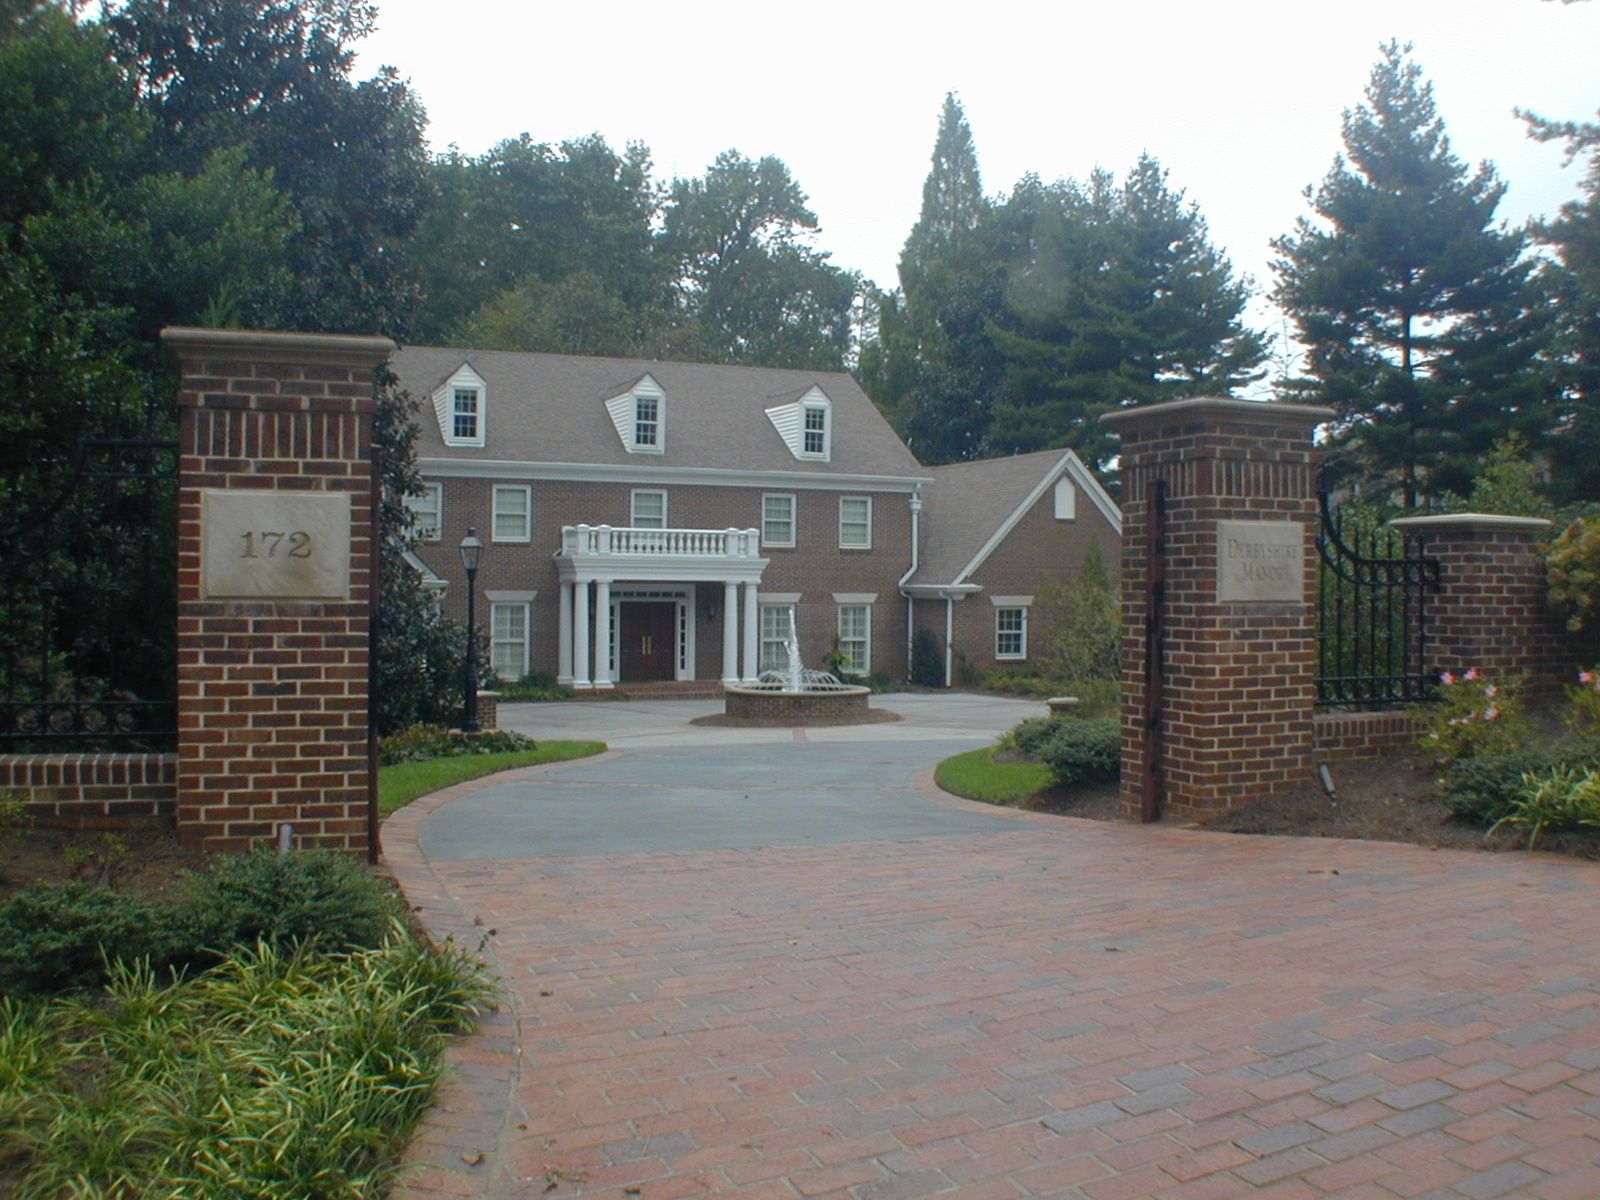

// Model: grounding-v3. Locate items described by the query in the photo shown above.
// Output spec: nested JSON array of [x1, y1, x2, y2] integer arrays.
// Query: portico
[[554, 525, 768, 689]]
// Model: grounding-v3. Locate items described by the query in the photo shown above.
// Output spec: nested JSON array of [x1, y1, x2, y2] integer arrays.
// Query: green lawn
[[935, 745, 1053, 806], [379, 741, 605, 816]]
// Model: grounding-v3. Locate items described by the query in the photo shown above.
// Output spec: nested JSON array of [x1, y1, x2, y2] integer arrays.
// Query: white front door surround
[[555, 525, 768, 689]]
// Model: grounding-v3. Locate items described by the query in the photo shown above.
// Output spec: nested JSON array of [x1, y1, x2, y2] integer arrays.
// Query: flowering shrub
[[1416, 668, 1530, 765], [1566, 668, 1600, 741], [1546, 517, 1600, 635]]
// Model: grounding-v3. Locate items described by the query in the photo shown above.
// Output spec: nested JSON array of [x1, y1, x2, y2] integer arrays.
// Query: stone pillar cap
[[1388, 512, 1554, 534], [1100, 396, 1334, 430], [161, 325, 395, 368]]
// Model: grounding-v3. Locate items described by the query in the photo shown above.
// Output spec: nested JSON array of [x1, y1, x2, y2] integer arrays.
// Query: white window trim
[[837, 603, 871, 675], [762, 492, 796, 548], [488, 599, 531, 680], [433, 364, 488, 449], [758, 601, 797, 674], [995, 606, 1028, 661], [630, 488, 668, 528], [800, 402, 831, 460], [407, 481, 443, 542], [491, 484, 532, 544], [838, 495, 872, 550], [603, 374, 666, 455]]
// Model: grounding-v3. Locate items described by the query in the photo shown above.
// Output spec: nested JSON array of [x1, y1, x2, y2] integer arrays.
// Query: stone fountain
[[720, 609, 873, 726]]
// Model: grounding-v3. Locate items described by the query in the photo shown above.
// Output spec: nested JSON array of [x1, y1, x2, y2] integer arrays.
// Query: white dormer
[[604, 374, 666, 455], [432, 363, 487, 448], [766, 385, 832, 462]]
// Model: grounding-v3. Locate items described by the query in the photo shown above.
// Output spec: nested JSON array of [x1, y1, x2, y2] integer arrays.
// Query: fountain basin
[[718, 682, 876, 726]]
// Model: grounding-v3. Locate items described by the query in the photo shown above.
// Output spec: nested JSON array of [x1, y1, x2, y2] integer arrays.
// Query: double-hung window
[[631, 489, 667, 529], [492, 485, 531, 543], [635, 394, 659, 448], [452, 388, 480, 442], [803, 405, 828, 456], [762, 493, 795, 547], [995, 607, 1028, 660], [406, 482, 442, 541], [839, 496, 872, 549], [490, 602, 529, 680], [836, 605, 870, 674], [759, 604, 795, 674]]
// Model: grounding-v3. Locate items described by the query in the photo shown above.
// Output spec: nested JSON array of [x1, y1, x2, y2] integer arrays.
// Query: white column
[[557, 582, 573, 686], [594, 580, 613, 688], [741, 582, 760, 682], [721, 580, 740, 685], [573, 581, 591, 688]]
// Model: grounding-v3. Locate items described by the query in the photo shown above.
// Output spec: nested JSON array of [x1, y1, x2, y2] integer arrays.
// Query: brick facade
[[1313, 710, 1418, 764], [1388, 513, 1569, 696], [1105, 398, 1331, 822], [413, 478, 917, 682], [165, 327, 393, 855]]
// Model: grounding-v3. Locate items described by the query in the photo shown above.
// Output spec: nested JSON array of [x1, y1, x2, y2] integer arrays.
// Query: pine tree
[[1272, 41, 1553, 505], [895, 94, 1002, 464]]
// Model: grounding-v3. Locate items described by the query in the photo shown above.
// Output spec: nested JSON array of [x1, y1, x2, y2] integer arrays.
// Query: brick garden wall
[[3, 754, 177, 829]]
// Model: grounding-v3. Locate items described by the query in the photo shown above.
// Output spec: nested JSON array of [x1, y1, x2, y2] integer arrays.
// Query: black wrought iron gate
[[1316, 492, 1440, 709]]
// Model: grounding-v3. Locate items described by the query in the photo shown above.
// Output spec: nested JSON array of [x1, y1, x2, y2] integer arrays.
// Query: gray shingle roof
[[910, 449, 1086, 587], [391, 346, 927, 480]]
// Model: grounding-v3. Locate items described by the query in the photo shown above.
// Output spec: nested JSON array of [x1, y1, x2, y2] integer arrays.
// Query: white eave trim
[[901, 583, 982, 600], [418, 457, 933, 493], [951, 449, 1122, 585]]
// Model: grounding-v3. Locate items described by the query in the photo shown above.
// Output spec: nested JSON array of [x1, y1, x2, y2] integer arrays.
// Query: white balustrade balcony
[[556, 524, 766, 584]]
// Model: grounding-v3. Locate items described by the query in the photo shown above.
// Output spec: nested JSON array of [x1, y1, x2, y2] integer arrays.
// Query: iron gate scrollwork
[[1316, 491, 1440, 709], [1, 433, 178, 749]]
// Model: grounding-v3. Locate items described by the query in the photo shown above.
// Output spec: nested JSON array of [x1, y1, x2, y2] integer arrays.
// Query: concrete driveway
[[386, 694, 1600, 1200]]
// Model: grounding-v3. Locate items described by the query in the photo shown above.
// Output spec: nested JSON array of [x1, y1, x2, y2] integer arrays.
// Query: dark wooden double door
[[618, 601, 676, 682]]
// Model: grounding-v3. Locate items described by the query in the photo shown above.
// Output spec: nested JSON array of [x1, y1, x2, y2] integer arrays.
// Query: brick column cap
[[1099, 396, 1333, 432], [1388, 512, 1553, 535], [161, 326, 395, 370]]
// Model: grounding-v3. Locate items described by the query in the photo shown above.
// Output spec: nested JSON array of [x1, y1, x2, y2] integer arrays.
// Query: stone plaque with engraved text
[[1216, 520, 1304, 603], [202, 490, 351, 600]]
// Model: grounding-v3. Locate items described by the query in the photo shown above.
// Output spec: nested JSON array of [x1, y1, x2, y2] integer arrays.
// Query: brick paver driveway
[[386, 716, 1600, 1200]]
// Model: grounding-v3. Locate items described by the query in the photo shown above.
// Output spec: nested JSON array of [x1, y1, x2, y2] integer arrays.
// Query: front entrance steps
[[608, 680, 726, 701]]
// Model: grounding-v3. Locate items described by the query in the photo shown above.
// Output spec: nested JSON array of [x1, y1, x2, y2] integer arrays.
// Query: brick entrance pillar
[[1387, 513, 1565, 694], [1103, 398, 1332, 822], [164, 327, 395, 854]]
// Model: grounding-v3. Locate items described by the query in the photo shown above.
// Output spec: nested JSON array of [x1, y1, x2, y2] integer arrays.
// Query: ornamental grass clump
[[0, 928, 488, 1199], [1416, 668, 1530, 766], [1488, 765, 1600, 849]]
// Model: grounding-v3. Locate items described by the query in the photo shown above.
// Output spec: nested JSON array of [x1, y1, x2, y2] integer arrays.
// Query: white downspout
[[944, 594, 954, 689], [898, 490, 922, 683]]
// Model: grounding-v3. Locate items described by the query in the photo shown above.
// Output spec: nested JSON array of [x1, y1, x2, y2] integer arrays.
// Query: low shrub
[[378, 722, 537, 765], [1006, 715, 1059, 756], [0, 884, 185, 997], [0, 930, 487, 1198], [489, 670, 572, 702], [1440, 748, 1594, 825], [1415, 668, 1530, 765], [982, 669, 1059, 697], [1036, 717, 1122, 788], [1566, 668, 1600, 740], [180, 848, 405, 963], [1546, 516, 1600, 636], [1490, 764, 1600, 848]]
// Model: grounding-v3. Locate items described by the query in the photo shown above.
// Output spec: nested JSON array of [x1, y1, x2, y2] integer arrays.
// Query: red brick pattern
[[1403, 524, 1573, 696], [1313, 712, 1418, 764], [1110, 402, 1327, 821], [2, 753, 176, 829], [385, 782, 1600, 1200], [167, 328, 391, 854], [722, 687, 872, 725]]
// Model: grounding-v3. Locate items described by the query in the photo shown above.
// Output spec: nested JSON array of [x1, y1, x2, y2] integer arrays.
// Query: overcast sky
[[357, 0, 1599, 362]]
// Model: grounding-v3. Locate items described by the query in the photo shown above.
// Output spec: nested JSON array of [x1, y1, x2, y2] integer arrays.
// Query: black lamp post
[[458, 528, 483, 734]]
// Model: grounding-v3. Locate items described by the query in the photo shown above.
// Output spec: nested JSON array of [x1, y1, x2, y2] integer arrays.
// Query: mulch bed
[[1, 824, 207, 900]]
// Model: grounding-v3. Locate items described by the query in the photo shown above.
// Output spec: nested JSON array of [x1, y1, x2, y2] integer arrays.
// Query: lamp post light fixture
[[458, 528, 484, 734]]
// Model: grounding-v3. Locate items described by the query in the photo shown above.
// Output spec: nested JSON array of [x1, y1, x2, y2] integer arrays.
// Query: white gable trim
[[604, 373, 665, 455], [765, 385, 831, 462], [433, 363, 487, 448], [951, 450, 1123, 586], [417, 457, 932, 493]]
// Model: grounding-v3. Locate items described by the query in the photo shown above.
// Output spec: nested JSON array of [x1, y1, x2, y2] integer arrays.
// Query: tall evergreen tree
[[895, 94, 1002, 463], [987, 158, 1262, 472], [1521, 105, 1600, 505], [1272, 41, 1553, 504]]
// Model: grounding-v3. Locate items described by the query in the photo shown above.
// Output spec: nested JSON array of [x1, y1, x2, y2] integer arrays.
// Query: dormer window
[[765, 385, 832, 462], [803, 405, 827, 456], [432, 363, 487, 448], [604, 374, 665, 454], [635, 394, 659, 447], [452, 388, 480, 441]]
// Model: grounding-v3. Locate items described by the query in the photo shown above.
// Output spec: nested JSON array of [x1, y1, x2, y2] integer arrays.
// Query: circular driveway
[[389, 694, 1600, 1200]]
